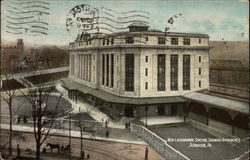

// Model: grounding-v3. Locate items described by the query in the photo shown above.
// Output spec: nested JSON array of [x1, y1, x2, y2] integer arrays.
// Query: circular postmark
[[66, 4, 98, 39]]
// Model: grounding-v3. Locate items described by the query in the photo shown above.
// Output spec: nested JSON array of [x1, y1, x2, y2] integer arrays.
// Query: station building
[[63, 21, 248, 138], [67, 22, 209, 117]]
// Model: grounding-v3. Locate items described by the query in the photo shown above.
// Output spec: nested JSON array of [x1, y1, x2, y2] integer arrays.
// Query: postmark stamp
[[66, 4, 98, 38]]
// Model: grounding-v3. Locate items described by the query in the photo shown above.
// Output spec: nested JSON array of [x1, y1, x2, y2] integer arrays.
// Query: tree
[[21, 84, 62, 159], [0, 67, 19, 157], [76, 120, 97, 159]]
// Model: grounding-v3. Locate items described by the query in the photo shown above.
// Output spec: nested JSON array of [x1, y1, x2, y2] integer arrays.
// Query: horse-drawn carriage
[[46, 143, 71, 154]]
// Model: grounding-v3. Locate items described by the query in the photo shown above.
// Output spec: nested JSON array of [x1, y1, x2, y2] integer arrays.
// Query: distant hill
[[209, 41, 249, 67]]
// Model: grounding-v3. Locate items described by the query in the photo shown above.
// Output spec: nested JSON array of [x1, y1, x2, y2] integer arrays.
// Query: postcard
[[0, 0, 249, 160]]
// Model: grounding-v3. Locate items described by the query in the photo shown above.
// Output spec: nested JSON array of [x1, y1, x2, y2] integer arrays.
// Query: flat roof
[[60, 78, 186, 105], [182, 92, 249, 114]]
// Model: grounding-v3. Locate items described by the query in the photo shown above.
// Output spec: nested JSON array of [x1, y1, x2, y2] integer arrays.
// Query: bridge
[[0, 67, 69, 88], [1, 67, 69, 81]]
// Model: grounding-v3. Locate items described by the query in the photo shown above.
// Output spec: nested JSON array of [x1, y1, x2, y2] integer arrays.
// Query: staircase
[[15, 77, 34, 88]]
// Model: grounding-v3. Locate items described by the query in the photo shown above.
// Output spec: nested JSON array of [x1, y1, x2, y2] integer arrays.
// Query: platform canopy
[[182, 92, 249, 114], [60, 78, 186, 105]]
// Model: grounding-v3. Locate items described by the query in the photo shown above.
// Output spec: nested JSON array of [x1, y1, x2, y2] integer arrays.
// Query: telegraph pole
[[145, 103, 148, 128], [69, 113, 72, 156]]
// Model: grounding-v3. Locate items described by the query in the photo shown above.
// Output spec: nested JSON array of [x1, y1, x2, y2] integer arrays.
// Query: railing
[[1, 67, 69, 80], [0, 114, 102, 132], [131, 124, 190, 160]]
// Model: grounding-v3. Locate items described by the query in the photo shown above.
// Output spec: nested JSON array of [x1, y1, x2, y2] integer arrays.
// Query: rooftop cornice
[[70, 45, 211, 51]]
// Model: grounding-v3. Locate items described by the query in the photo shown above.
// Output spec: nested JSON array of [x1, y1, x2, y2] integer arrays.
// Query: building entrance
[[125, 105, 134, 117], [158, 105, 165, 115], [171, 104, 177, 115]]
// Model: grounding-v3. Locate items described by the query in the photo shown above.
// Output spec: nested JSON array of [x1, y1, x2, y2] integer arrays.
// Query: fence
[[0, 114, 102, 133], [131, 124, 190, 160]]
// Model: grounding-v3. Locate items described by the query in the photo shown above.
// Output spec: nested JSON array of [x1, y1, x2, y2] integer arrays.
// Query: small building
[[1, 39, 24, 73]]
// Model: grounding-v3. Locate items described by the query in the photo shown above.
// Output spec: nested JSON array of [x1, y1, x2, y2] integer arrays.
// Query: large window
[[111, 54, 114, 88], [183, 55, 190, 90], [126, 37, 134, 44], [102, 54, 105, 85], [171, 54, 178, 90], [125, 54, 134, 91], [158, 54, 165, 91], [158, 37, 165, 44], [183, 38, 190, 45], [106, 54, 109, 86], [171, 38, 178, 45]]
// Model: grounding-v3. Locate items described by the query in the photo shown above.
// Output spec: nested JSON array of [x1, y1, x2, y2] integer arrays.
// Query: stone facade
[[69, 24, 210, 98]]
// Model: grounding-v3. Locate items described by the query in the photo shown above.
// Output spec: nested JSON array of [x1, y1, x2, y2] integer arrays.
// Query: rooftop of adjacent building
[[1, 39, 23, 48]]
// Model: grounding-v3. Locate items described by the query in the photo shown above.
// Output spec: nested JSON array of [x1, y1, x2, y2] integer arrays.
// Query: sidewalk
[[140, 116, 184, 125], [65, 97, 125, 129], [0, 124, 146, 145]]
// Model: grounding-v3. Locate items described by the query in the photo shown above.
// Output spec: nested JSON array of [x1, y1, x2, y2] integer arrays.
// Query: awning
[[60, 78, 186, 105], [182, 92, 249, 114]]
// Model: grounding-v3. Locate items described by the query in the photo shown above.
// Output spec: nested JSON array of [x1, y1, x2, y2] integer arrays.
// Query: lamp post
[[145, 103, 148, 128], [68, 113, 72, 156], [79, 120, 83, 159]]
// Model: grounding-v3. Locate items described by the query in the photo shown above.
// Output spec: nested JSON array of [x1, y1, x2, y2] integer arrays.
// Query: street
[[0, 129, 164, 160]]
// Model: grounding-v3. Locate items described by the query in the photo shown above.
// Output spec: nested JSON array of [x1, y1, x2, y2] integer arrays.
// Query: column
[[89, 54, 92, 82], [190, 55, 195, 89], [229, 111, 237, 136], [85, 54, 87, 81], [82, 55, 84, 79], [76, 54, 79, 78], [204, 105, 210, 126], [79, 55, 82, 79], [165, 54, 170, 91]]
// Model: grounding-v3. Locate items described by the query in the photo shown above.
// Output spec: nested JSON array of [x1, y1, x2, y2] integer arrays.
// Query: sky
[[1, 0, 249, 46]]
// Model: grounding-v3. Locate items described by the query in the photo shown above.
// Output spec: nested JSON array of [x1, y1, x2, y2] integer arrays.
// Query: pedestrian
[[125, 122, 128, 129], [17, 144, 20, 157], [79, 107, 80, 112], [42, 147, 47, 154], [87, 154, 90, 159], [102, 118, 103, 123], [17, 116, 21, 124], [106, 130, 109, 138], [81, 150, 85, 159], [105, 120, 108, 128], [145, 147, 148, 160], [23, 116, 27, 123]]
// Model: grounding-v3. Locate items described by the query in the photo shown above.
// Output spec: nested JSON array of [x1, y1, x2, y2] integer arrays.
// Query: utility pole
[[69, 113, 72, 156], [145, 103, 148, 128], [80, 121, 83, 159]]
